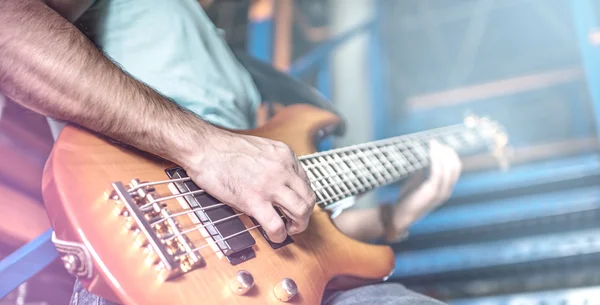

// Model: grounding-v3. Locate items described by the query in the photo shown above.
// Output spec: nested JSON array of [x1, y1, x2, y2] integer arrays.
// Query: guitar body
[[42, 104, 395, 305]]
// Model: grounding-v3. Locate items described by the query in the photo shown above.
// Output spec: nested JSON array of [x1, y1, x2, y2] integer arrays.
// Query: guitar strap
[[231, 49, 346, 136]]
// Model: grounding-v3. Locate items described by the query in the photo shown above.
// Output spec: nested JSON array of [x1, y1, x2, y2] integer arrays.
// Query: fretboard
[[300, 122, 503, 207]]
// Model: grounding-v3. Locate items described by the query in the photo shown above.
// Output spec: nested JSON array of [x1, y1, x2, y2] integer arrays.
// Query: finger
[[273, 187, 311, 235], [295, 159, 310, 184], [249, 202, 287, 243], [435, 145, 455, 202], [427, 140, 444, 182], [442, 144, 462, 189], [399, 170, 428, 197], [403, 142, 441, 202], [425, 140, 445, 204], [398, 142, 432, 196], [288, 173, 317, 208], [284, 147, 302, 175]]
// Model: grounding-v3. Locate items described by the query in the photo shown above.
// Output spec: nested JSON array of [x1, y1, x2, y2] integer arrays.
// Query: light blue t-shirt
[[76, 0, 261, 130]]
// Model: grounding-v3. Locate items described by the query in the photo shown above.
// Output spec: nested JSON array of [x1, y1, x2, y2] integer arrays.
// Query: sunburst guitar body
[[42, 104, 399, 305]]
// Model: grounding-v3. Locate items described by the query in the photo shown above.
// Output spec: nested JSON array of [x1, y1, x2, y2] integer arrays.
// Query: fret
[[382, 145, 409, 177], [303, 159, 353, 185], [307, 158, 338, 205], [339, 151, 373, 193], [364, 146, 395, 182], [305, 154, 371, 202], [369, 148, 392, 184], [396, 142, 418, 173], [379, 145, 405, 175], [297, 118, 503, 207], [354, 148, 386, 187], [324, 154, 352, 198], [331, 152, 363, 195], [313, 160, 339, 203], [408, 143, 428, 161], [317, 156, 344, 202], [338, 150, 370, 190], [319, 155, 343, 191], [301, 159, 329, 205], [385, 143, 422, 177], [373, 146, 400, 179]]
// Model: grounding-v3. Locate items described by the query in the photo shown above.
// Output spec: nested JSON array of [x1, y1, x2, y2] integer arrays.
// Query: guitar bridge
[[110, 180, 204, 280]]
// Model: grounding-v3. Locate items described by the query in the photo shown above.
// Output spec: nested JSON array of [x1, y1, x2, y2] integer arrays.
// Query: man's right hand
[[0, 1, 317, 243], [183, 131, 316, 243]]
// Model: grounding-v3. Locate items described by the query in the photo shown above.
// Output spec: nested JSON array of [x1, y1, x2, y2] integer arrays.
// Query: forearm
[[0, 0, 220, 166], [333, 208, 384, 242], [333, 206, 415, 242]]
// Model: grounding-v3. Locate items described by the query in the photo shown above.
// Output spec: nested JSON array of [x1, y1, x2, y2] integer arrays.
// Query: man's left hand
[[383, 140, 462, 242]]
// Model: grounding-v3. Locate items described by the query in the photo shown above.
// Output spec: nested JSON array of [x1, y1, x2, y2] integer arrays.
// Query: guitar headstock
[[464, 114, 511, 171]]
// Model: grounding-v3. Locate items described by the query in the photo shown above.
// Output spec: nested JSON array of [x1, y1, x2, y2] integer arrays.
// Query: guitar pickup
[[250, 208, 294, 250], [166, 167, 256, 265]]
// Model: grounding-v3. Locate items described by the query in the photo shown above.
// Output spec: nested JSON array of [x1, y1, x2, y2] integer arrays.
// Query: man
[[0, 0, 460, 304]]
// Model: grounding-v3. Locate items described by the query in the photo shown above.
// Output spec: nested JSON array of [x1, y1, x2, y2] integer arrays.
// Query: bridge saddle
[[109, 179, 203, 281]]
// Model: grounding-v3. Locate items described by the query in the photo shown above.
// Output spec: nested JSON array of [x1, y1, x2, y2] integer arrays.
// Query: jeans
[[71, 280, 445, 305]]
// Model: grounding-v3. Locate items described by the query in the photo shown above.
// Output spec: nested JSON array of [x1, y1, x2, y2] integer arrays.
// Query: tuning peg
[[491, 132, 511, 171], [463, 110, 482, 127]]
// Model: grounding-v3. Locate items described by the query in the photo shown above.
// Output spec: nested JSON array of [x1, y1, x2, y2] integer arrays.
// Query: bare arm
[[0, 0, 219, 166], [0, 0, 316, 243]]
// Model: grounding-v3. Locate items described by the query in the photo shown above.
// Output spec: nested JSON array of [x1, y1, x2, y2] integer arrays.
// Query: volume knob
[[273, 278, 298, 302], [228, 270, 254, 295]]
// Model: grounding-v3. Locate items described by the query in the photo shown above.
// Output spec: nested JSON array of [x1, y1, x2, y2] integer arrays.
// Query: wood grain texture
[[42, 104, 395, 305]]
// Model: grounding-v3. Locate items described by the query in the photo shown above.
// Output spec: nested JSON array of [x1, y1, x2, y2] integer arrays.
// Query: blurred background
[[2, 0, 600, 304]]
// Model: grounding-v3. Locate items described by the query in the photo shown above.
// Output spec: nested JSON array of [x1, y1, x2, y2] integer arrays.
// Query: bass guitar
[[43, 104, 507, 304]]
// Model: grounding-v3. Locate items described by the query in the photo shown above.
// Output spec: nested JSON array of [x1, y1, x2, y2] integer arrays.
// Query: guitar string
[[148, 133, 473, 250], [149, 202, 226, 225], [171, 156, 435, 259], [139, 135, 440, 211], [301, 123, 479, 159], [128, 123, 476, 193], [137, 128, 476, 228], [149, 157, 432, 246], [162, 212, 245, 242], [140, 149, 426, 222], [174, 212, 299, 260], [128, 177, 191, 192], [143, 153, 417, 228], [176, 224, 262, 260], [133, 127, 479, 226], [143, 127, 487, 257], [140, 189, 205, 210]]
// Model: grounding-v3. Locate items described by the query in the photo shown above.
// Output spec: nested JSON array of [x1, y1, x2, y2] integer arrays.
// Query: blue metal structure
[[411, 185, 600, 235], [0, 230, 57, 298], [377, 0, 600, 303], [394, 227, 600, 277], [247, 15, 274, 62]]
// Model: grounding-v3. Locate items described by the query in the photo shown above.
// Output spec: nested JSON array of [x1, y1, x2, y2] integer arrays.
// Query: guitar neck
[[300, 119, 505, 208]]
